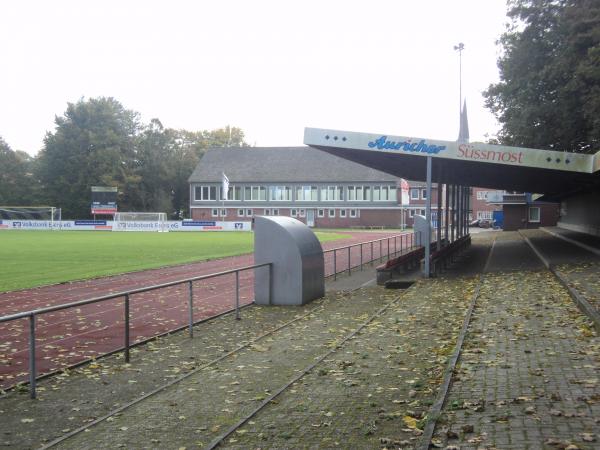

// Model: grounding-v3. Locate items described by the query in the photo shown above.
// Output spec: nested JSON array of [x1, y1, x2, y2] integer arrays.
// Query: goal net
[[0, 206, 62, 229], [112, 212, 168, 232]]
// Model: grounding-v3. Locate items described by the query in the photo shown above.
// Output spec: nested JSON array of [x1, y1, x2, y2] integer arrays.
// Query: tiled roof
[[188, 147, 402, 183]]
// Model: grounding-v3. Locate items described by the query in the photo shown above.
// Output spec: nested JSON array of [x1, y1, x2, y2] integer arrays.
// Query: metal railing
[[324, 232, 417, 280], [0, 262, 272, 399], [0, 231, 425, 399]]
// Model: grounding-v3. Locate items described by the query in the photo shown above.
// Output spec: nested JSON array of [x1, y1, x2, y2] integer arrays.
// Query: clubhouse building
[[189, 146, 416, 228], [188, 146, 558, 230]]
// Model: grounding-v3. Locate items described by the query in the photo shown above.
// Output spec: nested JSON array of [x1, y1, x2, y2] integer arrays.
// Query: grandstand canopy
[[304, 128, 600, 196]]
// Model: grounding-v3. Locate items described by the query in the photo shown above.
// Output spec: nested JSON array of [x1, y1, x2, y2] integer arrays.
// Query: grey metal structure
[[414, 214, 429, 248], [254, 216, 325, 306]]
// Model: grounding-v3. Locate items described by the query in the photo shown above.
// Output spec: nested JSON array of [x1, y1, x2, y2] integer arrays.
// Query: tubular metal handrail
[[0, 262, 272, 399], [1, 231, 424, 400], [323, 232, 418, 280]]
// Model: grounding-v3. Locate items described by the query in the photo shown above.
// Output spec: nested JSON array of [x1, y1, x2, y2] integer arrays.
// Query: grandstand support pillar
[[437, 182, 442, 251], [444, 183, 450, 244], [456, 186, 463, 239], [424, 156, 432, 278], [466, 187, 471, 234], [450, 184, 455, 242]]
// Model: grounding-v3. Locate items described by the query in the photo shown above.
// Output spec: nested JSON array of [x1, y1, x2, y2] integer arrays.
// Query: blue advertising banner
[[181, 221, 216, 227]]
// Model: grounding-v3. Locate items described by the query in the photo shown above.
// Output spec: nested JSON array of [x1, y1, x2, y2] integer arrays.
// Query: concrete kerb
[[419, 237, 496, 449], [541, 226, 600, 257], [519, 230, 600, 332]]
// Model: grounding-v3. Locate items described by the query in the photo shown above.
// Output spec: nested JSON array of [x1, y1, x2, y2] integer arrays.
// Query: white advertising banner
[[304, 127, 596, 174], [0, 220, 252, 232]]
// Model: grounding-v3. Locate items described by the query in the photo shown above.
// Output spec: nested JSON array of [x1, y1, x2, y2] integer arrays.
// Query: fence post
[[333, 250, 337, 281], [268, 263, 273, 305], [124, 294, 130, 363], [360, 243, 363, 271], [235, 270, 241, 320], [347, 246, 351, 275], [188, 281, 194, 338], [371, 241, 374, 265], [29, 314, 36, 399], [380, 239, 383, 261], [387, 238, 390, 258]]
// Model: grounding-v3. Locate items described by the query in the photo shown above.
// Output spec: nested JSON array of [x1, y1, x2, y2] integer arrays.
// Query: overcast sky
[[1, 0, 509, 156]]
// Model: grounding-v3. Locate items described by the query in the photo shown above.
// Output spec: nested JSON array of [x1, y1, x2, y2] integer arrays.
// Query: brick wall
[[503, 203, 559, 231], [191, 207, 403, 228]]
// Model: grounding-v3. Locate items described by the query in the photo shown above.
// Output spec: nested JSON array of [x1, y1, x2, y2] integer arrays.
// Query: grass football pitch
[[0, 230, 348, 293]]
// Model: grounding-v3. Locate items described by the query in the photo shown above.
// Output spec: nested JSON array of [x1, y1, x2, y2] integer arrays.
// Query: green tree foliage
[[134, 121, 247, 219], [37, 97, 141, 217], [32, 97, 247, 218], [484, 0, 600, 153], [0, 137, 37, 205]]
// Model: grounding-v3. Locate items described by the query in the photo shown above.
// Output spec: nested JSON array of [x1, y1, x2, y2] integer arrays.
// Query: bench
[[425, 235, 471, 275], [375, 246, 426, 284]]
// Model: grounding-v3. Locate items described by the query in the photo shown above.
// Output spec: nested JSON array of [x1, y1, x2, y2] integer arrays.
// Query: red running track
[[0, 231, 412, 389]]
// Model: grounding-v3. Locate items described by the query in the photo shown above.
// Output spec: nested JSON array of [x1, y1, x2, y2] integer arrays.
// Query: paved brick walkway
[[3, 231, 600, 450], [435, 269, 600, 449]]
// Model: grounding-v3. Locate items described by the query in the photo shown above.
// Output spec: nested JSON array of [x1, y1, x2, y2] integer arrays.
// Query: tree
[[134, 123, 248, 219], [484, 0, 600, 153], [37, 97, 141, 218], [0, 137, 37, 205]]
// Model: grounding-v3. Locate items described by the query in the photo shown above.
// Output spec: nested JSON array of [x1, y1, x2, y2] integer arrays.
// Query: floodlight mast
[[454, 42, 465, 121]]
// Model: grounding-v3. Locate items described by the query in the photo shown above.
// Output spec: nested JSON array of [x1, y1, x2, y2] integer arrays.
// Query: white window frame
[[264, 208, 271, 216], [268, 186, 292, 201], [245, 186, 267, 201], [477, 210, 493, 220], [328, 209, 335, 218], [410, 188, 419, 200], [421, 189, 427, 200], [476, 191, 489, 201], [211, 208, 219, 217], [299, 209, 306, 218], [296, 185, 318, 201], [220, 209, 227, 217], [317, 209, 325, 218], [223, 185, 242, 201], [339, 209, 347, 218], [347, 185, 371, 201], [528, 206, 541, 223], [409, 209, 415, 218], [246, 209, 253, 217], [237, 209, 245, 217], [195, 185, 218, 201], [272, 209, 279, 216], [291, 209, 297, 218], [320, 185, 343, 201], [349, 209, 357, 218]]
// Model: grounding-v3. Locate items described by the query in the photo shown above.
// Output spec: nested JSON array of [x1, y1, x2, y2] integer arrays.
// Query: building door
[[306, 209, 315, 227], [493, 210, 504, 229]]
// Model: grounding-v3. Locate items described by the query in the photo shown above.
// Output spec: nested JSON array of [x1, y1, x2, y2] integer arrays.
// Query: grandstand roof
[[303, 128, 600, 196], [188, 147, 402, 183]]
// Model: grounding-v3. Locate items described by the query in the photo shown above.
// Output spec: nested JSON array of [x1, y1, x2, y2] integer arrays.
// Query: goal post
[[0, 206, 62, 229], [112, 212, 169, 232]]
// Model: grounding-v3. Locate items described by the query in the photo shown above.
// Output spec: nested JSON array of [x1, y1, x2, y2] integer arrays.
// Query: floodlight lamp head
[[454, 43, 465, 51]]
